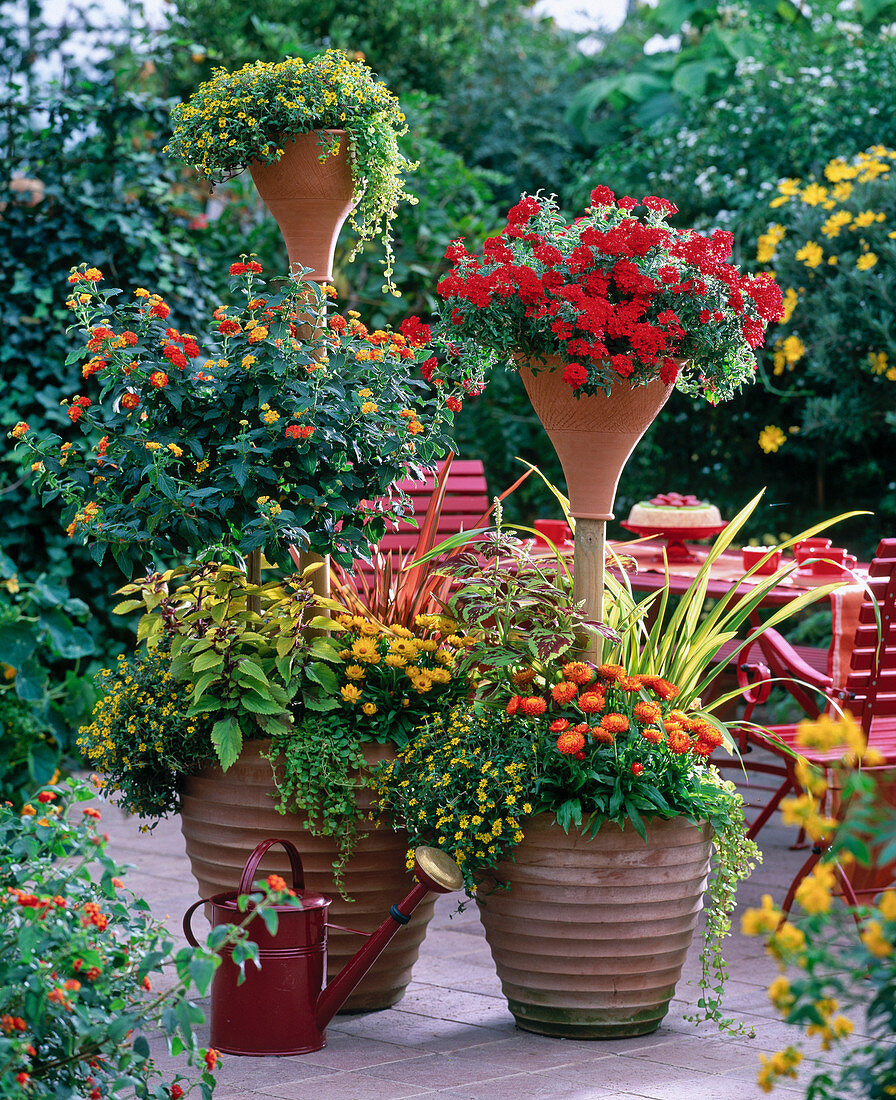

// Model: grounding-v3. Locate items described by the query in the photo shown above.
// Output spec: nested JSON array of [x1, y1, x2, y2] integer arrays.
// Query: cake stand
[[620, 523, 728, 563]]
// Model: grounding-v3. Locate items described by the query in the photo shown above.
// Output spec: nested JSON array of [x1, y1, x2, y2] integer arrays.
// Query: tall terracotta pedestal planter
[[248, 129, 355, 283], [518, 359, 673, 658], [477, 814, 712, 1038], [180, 741, 435, 1012]]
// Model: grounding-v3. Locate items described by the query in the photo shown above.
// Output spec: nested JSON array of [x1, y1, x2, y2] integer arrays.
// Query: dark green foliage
[[0, 2, 226, 648]]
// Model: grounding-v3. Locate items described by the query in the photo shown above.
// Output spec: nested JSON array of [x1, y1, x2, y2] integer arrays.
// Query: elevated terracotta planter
[[516, 357, 673, 522], [180, 740, 435, 1012], [249, 129, 356, 282], [477, 814, 712, 1038]]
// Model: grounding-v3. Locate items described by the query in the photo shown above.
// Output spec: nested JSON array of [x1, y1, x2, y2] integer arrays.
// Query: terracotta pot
[[477, 814, 712, 1038], [180, 740, 435, 1012], [248, 130, 356, 282], [517, 357, 673, 521]]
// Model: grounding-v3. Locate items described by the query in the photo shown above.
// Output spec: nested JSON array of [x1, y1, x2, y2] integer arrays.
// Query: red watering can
[[182, 837, 463, 1056]]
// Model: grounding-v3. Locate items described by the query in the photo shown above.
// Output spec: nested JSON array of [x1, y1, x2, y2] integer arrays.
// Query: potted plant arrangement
[[11, 260, 473, 1010], [375, 499, 853, 1038], [431, 188, 784, 641], [165, 50, 415, 287], [79, 558, 471, 1012]]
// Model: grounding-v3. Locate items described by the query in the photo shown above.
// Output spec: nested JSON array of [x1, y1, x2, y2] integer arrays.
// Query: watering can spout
[[314, 847, 463, 1030]]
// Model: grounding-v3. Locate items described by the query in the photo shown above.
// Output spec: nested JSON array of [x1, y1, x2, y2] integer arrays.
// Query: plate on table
[[620, 523, 728, 563]]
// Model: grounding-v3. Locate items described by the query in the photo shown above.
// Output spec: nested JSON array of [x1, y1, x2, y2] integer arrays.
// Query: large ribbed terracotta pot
[[516, 356, 674, 522], [248, 129, 356, 282], [180, 740, 435, 1012], [477, 814, 712, 1038]]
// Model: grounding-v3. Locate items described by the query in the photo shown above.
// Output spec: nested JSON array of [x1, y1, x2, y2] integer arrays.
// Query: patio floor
[[93, 763, 865, 1100]]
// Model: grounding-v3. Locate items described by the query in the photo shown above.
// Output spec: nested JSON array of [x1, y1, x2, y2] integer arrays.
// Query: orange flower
[[562, 661, 594, 685], [578, 692, 605, 714], [266, 874, 287, 892], [600, 713, 629, 733], [505, 695, 521, 716], [247, 326, 269, 343], [549, 718, 570, 733], [11, 421, 29, 438], [619, 676, 643, 692], [596, 663, 626, 682], [592, 727, 615, 744], [641, 675, 679, 700], [204, 1049, 219, 1071], [640, 726, 664, 744], [633, 700, 662, 723], [512, 667, 537, 687], [519, 696, 547, 717], [667, 728, 691, 754], [149, 371, 168, 389], [120, 392, 140, 411], [551, 680, 577, 704], [557, 730, 585, 755]]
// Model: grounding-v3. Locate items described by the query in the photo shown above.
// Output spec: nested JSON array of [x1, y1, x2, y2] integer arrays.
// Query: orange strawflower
[[600, 713, 629, 733], [667, 728, 691, 754], [562, 661, 594, 685], [519, 696, 547, 717], [551, 680, 578, 704], [578, 692, 605, 714], [640, 726, 664, 744], [633, 700, 662, 723], [596, 663, 626, 682], [557, 730, 585, 755]]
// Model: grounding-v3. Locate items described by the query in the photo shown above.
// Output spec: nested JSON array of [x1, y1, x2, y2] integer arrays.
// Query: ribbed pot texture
[[180, 740, 435, 1012], [516, 358, 673, 521], [477, 814, 712, 1038], [248, 129, 356, 283]]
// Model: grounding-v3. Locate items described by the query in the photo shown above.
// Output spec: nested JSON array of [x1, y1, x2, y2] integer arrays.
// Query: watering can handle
[[182, 898, 206, 947], [237, 837, 305, 896]]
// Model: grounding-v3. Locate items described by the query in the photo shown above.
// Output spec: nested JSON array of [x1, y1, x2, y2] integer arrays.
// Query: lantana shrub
[[436, 189, 783, 402], [12, 261, 472, 574], [0, 782, 222, 1098]]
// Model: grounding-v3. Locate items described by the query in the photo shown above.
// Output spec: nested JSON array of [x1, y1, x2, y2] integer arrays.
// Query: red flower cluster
[[436, 190, 782, 402], [229, 260, 263, 276]]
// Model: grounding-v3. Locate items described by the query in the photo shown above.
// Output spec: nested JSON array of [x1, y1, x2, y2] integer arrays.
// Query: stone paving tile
[[330, 1012, 519, 1052], [259, 1072, 438, 1098], [396, 987, 517, 1028], [435, 1071, 617, 1099]]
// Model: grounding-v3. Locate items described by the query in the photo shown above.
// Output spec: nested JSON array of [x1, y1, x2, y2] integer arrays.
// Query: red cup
[[794, 538, 833, 567], [742, 546, 781, 574], [811, 549, 857, 576], [533, 519, 572, 547]]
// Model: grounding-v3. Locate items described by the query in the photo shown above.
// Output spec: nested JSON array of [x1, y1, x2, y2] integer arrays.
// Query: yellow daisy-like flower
[[344, 664, 365, 680], [861, 919, 893, 957], [351, 637, 381, 663], [361, 701, 378, 716], [758, 425, 787, 454], [340, 683, 362, 704], [857, 252, 878, 270], [800, 182, 828, 206], [795, 241, 824, 268]]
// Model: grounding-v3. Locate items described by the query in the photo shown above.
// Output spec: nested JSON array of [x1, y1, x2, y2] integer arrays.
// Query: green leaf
[[240, 693, 285, 716], [212, 716, 243, 770], [192, 651, 225, 673]]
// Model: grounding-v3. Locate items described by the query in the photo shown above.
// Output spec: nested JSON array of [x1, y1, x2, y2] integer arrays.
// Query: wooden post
[[247, 547, 262, 617], [573, 517, 605, 665]]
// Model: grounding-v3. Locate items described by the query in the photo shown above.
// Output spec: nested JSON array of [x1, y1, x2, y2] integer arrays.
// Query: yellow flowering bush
[[755, 145, 896, 471], [740, 714, 896, 1095], [166, 50, 414, 276], [372, 706, 538, 894], [77, 646, 216, 822], [265, 613, 470, 890]]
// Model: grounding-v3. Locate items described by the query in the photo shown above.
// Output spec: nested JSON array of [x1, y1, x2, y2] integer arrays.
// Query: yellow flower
[[861, 919, 893, 957], [869, 351, 890, 375], [821, 210, 851, 237], [781, 287, 798, 324], [795, 241, 824, 268], [857, 252, 878, 270], [852, 209, 880, 228], [768, 920, 806, 961], [167, 443, 183, 457], [741, 893, 782, 936], [351, 637, 381, 663], [794, 861, 836, 914], [361, 701, 378, 716], [340, 683, 362, 704], [781, 334, 805, 365], [800, 182, 828, 206], [878, 890, 896, 921], [767, 976, 794, 1012], [344, 664, 365, 680], [758, 425, 786, 454], [361, 401, 378, 414]]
